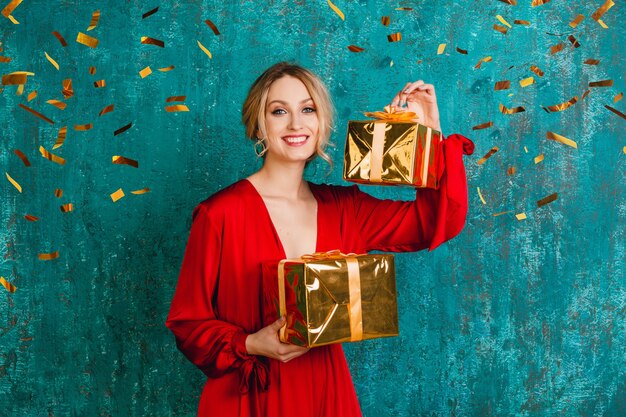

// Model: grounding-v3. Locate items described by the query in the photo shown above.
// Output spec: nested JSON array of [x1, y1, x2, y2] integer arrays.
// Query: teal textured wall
[[1, 1, 625, 416]]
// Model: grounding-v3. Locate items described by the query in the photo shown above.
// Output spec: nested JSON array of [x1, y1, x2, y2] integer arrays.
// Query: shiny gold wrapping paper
[[343, 120, 442, 188], [263, 253, 398, 348]]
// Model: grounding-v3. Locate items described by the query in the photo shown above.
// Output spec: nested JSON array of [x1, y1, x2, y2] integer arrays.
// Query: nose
[[288, 112, 302, 130]]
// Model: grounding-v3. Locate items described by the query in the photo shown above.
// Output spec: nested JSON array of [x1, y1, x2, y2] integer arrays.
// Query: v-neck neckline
[[241, 178, 321, 259]]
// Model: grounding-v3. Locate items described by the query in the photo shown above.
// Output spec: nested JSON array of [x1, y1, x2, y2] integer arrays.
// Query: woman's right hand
[[245, 317, 310, 362]]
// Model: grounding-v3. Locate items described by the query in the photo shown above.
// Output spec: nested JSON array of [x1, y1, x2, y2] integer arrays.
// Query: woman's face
[[262, 75, 319, 163]]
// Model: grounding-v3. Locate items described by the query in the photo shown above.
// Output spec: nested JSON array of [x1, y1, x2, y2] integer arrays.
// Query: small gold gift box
[[262, 251, 398, 348], [343, 107, 443, 188]]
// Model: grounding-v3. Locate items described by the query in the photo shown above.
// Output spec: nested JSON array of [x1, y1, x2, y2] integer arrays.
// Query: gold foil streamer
[[158, 65, 175, 72], [474, 56, 492, 69], [507, 166, 516, 175], [531, 0, 550, 6], [524, 146, 528, 153], [5, 172, 22, 192], [18, 104, 54, 124], [456, 47, 468, 54], [520, 77, 535, 87], [0, 277, 16, 293], [166, 95, 186, 102], [537, 193, 558, 207], [498, 0, 516, 5], [437, 44, 446, 54], [0, 56, 12, 63], [530, 64, 544, 77], [494, 24, 508, 34], [592, 0, 614, 22], [27, 90, 36, 101], [24, 214, 39, 221], [39, 146, 66, 165], [499, 103, 525, 114], [197, 40, 212, 58], [16, 84, 23, 95], [547, 131, 577, 148], [550, 43, 564, 54], [348, 45, 364, 52], [495, 80, 510, 90], [52, 31, 68, 46], [1, 0, 22, 18], [94, 79, 106, 88], [515, 213, 527, 220], [589, 80, 613, 87], [131, 188, 150, 194], [514, 20, 530, 25], [38, 251, 59, 261], [582, 90, 591, 100], [598, 20, 608, 29], [327, 0, 345, 20], [114, 122, 132, 136], [496, 15, 512, 28], [142, 7, 158, 19], [110, 188, 125, 202], [205, 19, 220, 35], [7, 14, 18, 24], [53, 126, 67, 149], [568, 35, 581, 48], [89, 66, 96, 74], [541, 96, 578, 113], [395, 7, 412, 10], [2, 73, 27, 85], [74, 123, 92, 131], [165, 105, 189, 112], [387, 32, 402, 42], [99, 104, 114, 116], [46, 99, 66, 110], [76, 32, 99, 48], [55, 188, 63, 197], [112, 155, 138, 168], [381, 16, 390, 26], [472, 121, 494, 130], [139, 66, 152, 78], [534, 154, 544, 164], [87, 9, 100, 31], [614, 93, 623, 103], [477, 187, 486, 204], [477, 147, 499, 165], [493, 210, 513, 217], [14, 149, 30, 166], [141, 36, 165, 47], [605, 105, 626, 121], [61, 78, 73, 99], [60, 203, 73, 212], [569, 14, 584, 28], [584, 59, 600, 65]]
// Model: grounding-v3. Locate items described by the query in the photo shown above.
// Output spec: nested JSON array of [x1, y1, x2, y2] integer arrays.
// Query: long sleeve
[[165, 205, 268, 394], [351, 133, 474, 252]]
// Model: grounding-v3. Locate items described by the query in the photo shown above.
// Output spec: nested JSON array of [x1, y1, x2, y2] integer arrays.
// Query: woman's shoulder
[[193, 179, 254, 218], [309, 181, 361, 203]]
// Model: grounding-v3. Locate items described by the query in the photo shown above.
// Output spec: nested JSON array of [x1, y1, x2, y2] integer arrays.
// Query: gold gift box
[[262, 252, 398, 348], [343, 118, 443, 188]]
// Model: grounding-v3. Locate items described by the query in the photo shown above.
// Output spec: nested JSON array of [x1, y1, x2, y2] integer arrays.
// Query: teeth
[[284, 136, 307, 144]]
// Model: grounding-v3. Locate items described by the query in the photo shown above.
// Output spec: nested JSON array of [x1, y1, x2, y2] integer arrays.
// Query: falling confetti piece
[[76, 32, 99, 48], [537, 193, 558, 207], [60, 203, 73, 212], [437, 44, 446, 55], [520, 77, 535, 87], [51, 31, 68, 46], [474, 56, 492, 69], [46, 99, 66, 110], [541, 96, 578, 113], [165, 104, 190, 112], [38, 251, 59, 261], [387, 32, 402, 42], [24, 214, 39, 222], [477, 187, 486, 204], [142, 6, 158, 19], [52, 126, 67, 149], [381, 16, 390, 26], [197, 40, 212, 58], [27, 90, 36, 101], [112, 155, 139, 168], [18, 104, 54, 124], [582, 90, 591, 100], [524, 146, 528, 153], [395, 7, 412, 10], [62, 79, 73, 99], [99, 104, 114, 116], [477, 147, 499, 165], [141, 36, 165, 47], [546, 131, 577, 148], [623, 146, 626, 154], [74, 123, 92, 131], [493, 210, 513, 217], [507, 166, 516, 175], [569, 14, 584, 28], [534, 154, 544, 164], [327, 0, 345, 20], [16, 84, 24, 95], [131, 188, 150, 194], [495, 80, 510, 90], [55, 188, 63, 197], [87, 9, 100, 31], [499, 103, 525, 114], [0, 277, 16, 293], [2, 73, 27, 85], [589, 80, 613, 87], [584, 59, 600, 65], [515, 213, 527, 220], [592, 0, 614, 22], [614, 93, 623, 103], [94, 79, 106, 88], [6, 172, 22, 192], [530, 64, 544, 77], [496, 15, 512, 28], [6, 14, 18, 24], [597, 19, 608, 29], [158, 65, 175, 72], [498, 0, 516, 4], [347, 45, 364, 52], [604, 105, 626, 121], [456, 47, 468, 54], [39, 146, 66, 165], [166, 95, 186, 102], [472, 121, 494, 130], [550, 43, 564, 54], [514, 20, 530, 25], [89, 66, 97, 74], [493, 24, 508, 34], [0, 56, 12, 63], [114, 122, 132, 136], [139, 66, 152, 78], [1, 0, 22, 18], [14, 149, 30, 166], [568, 35, 581, 48], [110, 188, 125, 202], [531, 0, 550, 6], [205, 19, 220, 35]]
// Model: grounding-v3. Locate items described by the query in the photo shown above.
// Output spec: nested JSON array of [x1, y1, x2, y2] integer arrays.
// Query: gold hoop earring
[[254, 138, 268, 157]]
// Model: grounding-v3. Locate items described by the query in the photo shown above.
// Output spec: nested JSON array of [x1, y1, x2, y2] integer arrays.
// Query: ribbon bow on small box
[[363, 105, 418, 122]]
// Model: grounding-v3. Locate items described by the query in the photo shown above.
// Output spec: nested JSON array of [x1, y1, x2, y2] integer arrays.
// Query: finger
[[269, 316, 286, 331], [415, 83, 435, 96], [402, 80, 425, 95]]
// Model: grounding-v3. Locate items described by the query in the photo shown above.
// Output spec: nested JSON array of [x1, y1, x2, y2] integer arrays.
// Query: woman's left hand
[[390, 81, 441, 131]]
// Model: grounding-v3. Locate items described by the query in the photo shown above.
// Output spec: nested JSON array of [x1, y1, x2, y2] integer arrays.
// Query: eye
[[302, 107, 316, 113], [271, 108, 287, 115]]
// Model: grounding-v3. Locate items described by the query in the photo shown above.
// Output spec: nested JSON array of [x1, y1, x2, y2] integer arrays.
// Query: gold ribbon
[[363, 105, 417, 122]]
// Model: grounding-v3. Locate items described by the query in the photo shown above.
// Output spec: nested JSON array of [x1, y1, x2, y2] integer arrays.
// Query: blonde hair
[[242, 62, 334, 165]]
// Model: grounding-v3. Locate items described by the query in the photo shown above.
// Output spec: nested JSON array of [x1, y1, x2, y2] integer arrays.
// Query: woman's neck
[[248, 160, 308, 200]]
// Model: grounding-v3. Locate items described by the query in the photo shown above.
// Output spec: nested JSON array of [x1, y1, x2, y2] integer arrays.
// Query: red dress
[[166, 134, 474, 417]]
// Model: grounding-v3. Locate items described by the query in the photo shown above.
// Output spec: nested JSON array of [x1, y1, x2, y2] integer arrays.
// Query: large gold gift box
[[343, 110, 443, 188], [262, 252, 398, 348]]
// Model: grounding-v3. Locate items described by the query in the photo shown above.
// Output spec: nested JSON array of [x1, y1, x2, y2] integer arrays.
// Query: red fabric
[[166, 134, 473, 417]]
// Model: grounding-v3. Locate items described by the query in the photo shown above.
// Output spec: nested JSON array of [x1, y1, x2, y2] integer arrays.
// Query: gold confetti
[[131, 188, 151, 195], [110, 188, 125, 202], [2, 73, 27, 85], [395, 7, 413, 10], [592, 0, 614, 22], [53, 126, 67, 149], [537, 193, 558, 207], [534, 154, 544, 164], [38, 251, 59, 261], [87, 9, 100, 31], [437, 44, 446, 55], [0, 277, 16, 293], [387, 32, 402, 42], [568, 35, 581, 48], [62, 79, 73, 99], [6, 172, 22, 192], [493, 24, 508, 34], [582, 90, 591, 100], [24, 214, 39, 221], [347, 45, 364, 52], [27, 90, 36, 101], [589, 80, 613, 87], [477, 187, 486, 204], [327, 0, 345, 20], [94, 79, 106, 88], [520, 77, 534, 87], [550, 43, 564, 54], [472, 121, 494, 130], [1, 0, 22, 18], [14, 149, 30, 166], [0, 56, 11, 63], [39, 146, 66, 165], [569, 14, 584, 28], [507, 166, 516, 175], [614, 93, 623, 103], [530, 64, 544, 77], [515, 213, 527, 220], [139, 66, 152, 78], [46, 99, 66, 110], [495, 80, 510, 90], [514, 20, 530, 25], [477, 147, 499, 165], [381, 16, 390, 26], [114, 122, 132, 136], [597, 19, 608, 29], [166, 95, 186, 102], [142, 6, 158, 19], [18, 104, 54, 124], [89, 66, 97, 74], [584, 59, 600, 65], [52, 31, 68, 46], [205, 19, 220, 35], [499, 103, 525, 114], [60, 203, 73, 212], [474, 56, 492, 69], [197, 40, 212, 58], [498, 0, 516, 4], [531, 0, 550, 6], [7, 14, 18, 24], [546, 131, 577, 148], [496, 15, 512, 28], [165, 104, 190, 112], [541, 96, 578, 113], [456, 47, 468, 54], [16, 83, 24, 95], [55, 188, 63, 197], [158, 65, 175, 72], [76, 32, 99, 48], [623, 146, 626, 154], [605, 105, 626, 121], [141, 36, 165, 47], [112, 155, 139, 168], [74, 123, 92, 131], [524, 146, 528, 153], [493, 210, 513, 217], [99, 104, 114, 116]]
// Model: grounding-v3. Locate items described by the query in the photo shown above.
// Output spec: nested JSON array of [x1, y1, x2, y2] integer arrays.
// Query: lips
[[282, 135, 309, 146]]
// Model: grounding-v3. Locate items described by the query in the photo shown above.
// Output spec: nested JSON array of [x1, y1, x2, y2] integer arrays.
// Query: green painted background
[[1, 1, 625, 415]]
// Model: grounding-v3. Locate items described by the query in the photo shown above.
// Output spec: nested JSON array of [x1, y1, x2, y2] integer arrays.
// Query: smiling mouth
[[282, 135, 309, 145]]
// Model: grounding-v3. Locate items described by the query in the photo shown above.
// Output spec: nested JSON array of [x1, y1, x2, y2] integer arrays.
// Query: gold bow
[[363, 105, 417, 122], [300, 249, 360, 261]]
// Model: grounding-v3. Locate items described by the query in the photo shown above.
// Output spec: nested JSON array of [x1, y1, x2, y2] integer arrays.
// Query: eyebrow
[[267, 98, 314, 106]]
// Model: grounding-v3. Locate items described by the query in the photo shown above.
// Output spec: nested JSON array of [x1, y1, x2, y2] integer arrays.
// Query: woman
[[166, 62, 473, 416]]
